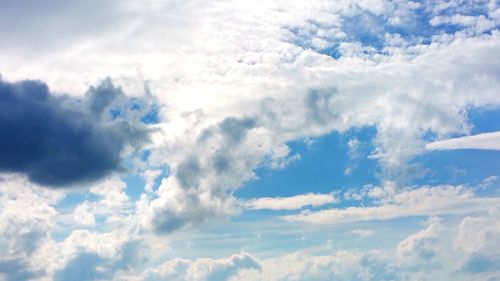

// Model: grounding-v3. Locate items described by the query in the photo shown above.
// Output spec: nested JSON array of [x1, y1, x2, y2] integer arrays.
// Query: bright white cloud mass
[[0, 0, 499, 280]]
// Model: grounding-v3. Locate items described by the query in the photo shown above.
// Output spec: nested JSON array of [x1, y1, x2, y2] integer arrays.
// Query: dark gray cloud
[[305, 88, 337, 125], [0, 77, 151, 187], [152, 117, 256, 234], [176, 117, 256, 190]]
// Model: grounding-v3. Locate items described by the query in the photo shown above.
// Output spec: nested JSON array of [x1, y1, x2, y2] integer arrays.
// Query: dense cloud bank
[[0, 78, 151, 187]]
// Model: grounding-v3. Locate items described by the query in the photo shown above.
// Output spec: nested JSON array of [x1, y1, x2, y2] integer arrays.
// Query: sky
[[0, 0, 499, 280]]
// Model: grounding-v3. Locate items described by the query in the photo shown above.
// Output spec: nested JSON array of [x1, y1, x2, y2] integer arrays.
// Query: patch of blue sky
[[140, 105, 160, 124], [140, 149, 151, 161], [52, 229, 74, 243], [129, 99, 142, 111], [410, 106, 500, 189], [318, 44, 342, 59], [122, 160, 169, 199], [121, 151, 165, 200], [412, 149, 500, 187], [304, 2, 495, 59], [238, 107, 500, 207], [109, 107, 123, 120], [150, 166, 169, 189], [55, 190, 98, 211], [467, 105, 500, 134], [341, 12, 387, 49], [123, 174, 146, 200], [235, 127, 379, 201], [107, 97, 160, 125]]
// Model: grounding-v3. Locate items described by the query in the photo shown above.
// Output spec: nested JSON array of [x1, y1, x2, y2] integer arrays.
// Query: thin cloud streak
[[426, 131, 500, 151]]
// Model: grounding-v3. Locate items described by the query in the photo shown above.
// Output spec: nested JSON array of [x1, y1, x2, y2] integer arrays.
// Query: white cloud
[[0, 174, 149, 280], [480, 176, 499, 189], [1, 2, 500, 279], [245, 193, 336, 211], [454, 210, 500, 274], [66, 177, 134, 229], [349, 229, 374, 238], [283, 184, 500, 224], [425, 131, 500, 151], [143, 169, 164, 193], [89, 177, 130, 210], [233, 250, 397, 281], [135, 252, 260, 281], [430, 14, 497, 35], [72, 203, 96, 227], [0, 0, 499, 235], [120, 250, 398, 281], [0, 174, 62, 279], [396, 216, 442, 268]]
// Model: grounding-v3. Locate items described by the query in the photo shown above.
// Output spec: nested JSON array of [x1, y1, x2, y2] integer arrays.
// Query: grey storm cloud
[[0, 77, 152, 187]]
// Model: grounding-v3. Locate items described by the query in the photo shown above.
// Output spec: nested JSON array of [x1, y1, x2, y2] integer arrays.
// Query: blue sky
[[0, 0, 500, 280]]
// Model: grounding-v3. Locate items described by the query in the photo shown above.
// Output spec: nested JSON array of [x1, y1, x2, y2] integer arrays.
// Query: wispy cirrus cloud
[[282, 184, 500, 225], [245, 193, 336, 211]]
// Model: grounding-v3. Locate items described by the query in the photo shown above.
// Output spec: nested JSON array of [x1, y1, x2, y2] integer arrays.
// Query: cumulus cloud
[[145, 116, 282, 234], [0, 0, 498, 235], [138, 252, 261, 281], [396, 216, 442, 269], [232, 250, 397, 281], [0, 78, 151, 187], [1, 0, 500, 279], [0, 174, 61, 279], [454, 211, 500, 274], [120, 250, 400, 281], [425, 131, 500, 151], [0, 173, 148, 280], [245, 193, 336, 211]]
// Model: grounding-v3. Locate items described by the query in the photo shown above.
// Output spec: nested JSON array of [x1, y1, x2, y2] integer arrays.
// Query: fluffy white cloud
[[72, 203, 96, 227], [130, 252, 260, 281], [0, 174, 148, 280], [0, 174, 62, 280], [454, 210, 500, 274], [396, 216, 442, 269], [119, 250, 398, 281]]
